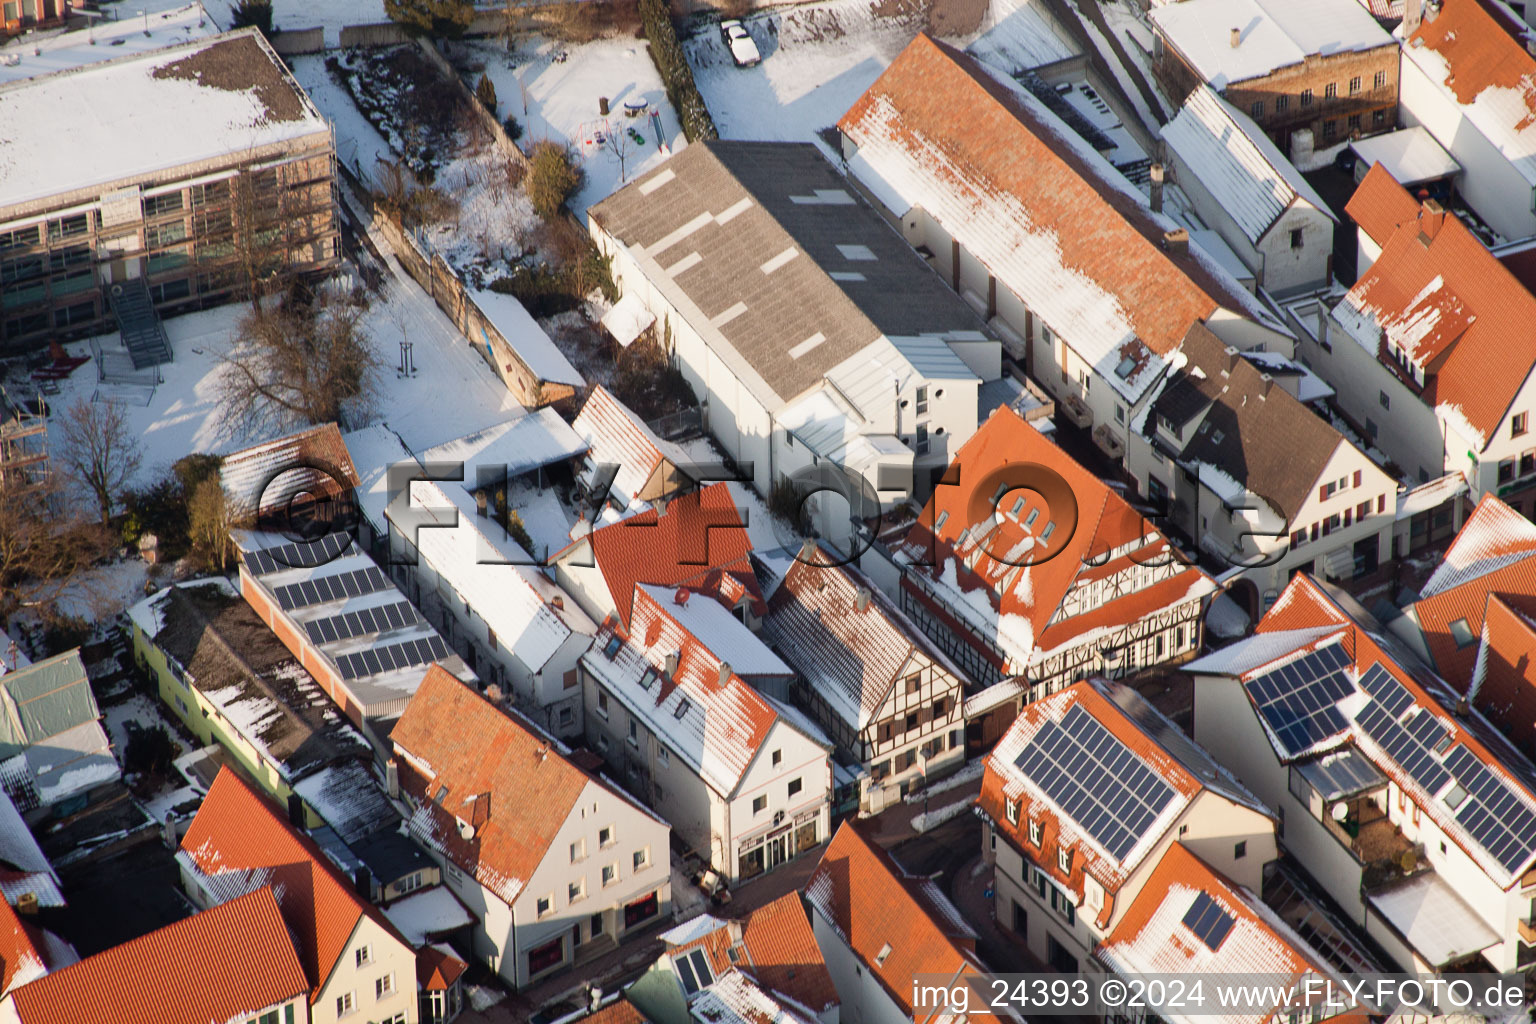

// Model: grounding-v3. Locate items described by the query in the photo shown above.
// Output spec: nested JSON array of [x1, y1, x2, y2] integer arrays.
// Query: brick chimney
[[717, 661, 732, 686], [1230, 26, 1241, 47], [1162, 228, 1189, 255], [1404, 0, 1422, 32], [1150, 163, 1165, 214], [855, 586, 872, 612]]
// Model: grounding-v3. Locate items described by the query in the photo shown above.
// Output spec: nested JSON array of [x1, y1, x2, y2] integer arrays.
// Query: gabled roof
[[1469, 595, 1536, 754], [0, 900, 48, 997], [1149, 0, 1391, 88], [178, 768, 410, 1000], [220, 422, 361, 523], [132, 582, 371, 782], [572, 386, 690, 510], [1098, 844, 1344, 1023], [1151, 323, 1351, 522], [416, 943, 467, 992], [1402, 0, 1536, 188], [1344, 162, 1424, 248], [1409, 496, 1536, 689], [839, 34, 1281, 404], [662, 893, 839, 1014], [980, 678, 1264, 909], [805, 822, 1001, 1022], [1332, 181, 1536, 448], [0, 650, 117, 808], [765, 543, 966, 730], [1162, 85, 1336, 244], [390, 666, 660, 905], [9, 886, 307, 1024], [582, 586, 814, 796], [898, 406, 1215, 669], [1194, 574, 1536, 890], [589, 141, 987, 408], [560, 482, 762, 630]]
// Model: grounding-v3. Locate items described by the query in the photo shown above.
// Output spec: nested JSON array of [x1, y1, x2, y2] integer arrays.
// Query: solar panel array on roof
[[1355, 702, 1451, 796], [335, 635, 451, 681], [1013, 704, 1176, 861], [1181, 891, 1233, 951], [273, 567, 389, 612], [1444, 745, 1536, 874], [1358, 663, 1414, 718], [1243, 643, 1353, 757], [242, 533, 352, 576], [304, 601, 422, 646]]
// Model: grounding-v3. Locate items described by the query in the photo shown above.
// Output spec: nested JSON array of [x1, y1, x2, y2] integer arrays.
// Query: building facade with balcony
[[1188, 574, 1536, 973], [0, 29, 338, 352]]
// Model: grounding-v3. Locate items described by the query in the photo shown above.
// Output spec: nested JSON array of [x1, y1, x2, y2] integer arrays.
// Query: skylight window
[[1449, 618, 1475, 648], [1011, 496, 1026, 517], [604, 635, 623, 659], [1444, 784, 1468, 810], [674, 698, 691, 720], [935, 510, 949, 530], [1211, 430, 1225, 445], [1114, 355, 1136, 379], [1024, 509, 1040, 529], [1041, 522, 1056, 542], [836, 244, 877, 261], [639, 668, 658, 691], [875, 942, 893, 966]]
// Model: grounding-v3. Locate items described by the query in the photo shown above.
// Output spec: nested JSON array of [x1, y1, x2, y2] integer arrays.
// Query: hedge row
[[638, 0, 718, 142]]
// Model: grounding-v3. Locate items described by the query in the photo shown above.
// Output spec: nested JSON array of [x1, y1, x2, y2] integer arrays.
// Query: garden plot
[[450, 35, 685, 221]]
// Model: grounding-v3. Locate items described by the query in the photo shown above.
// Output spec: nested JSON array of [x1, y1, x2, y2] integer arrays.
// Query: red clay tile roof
[[1335, 184, 1536, 447], [566, 482, 762, 629], [1470, 595, 1536, 754], [1099, 843, 1337, 988], [738, 892, 839, 1013], [805, 821, 1000, 1022], [1344, 162, 1423, 247], [1411, 496, 1536, 687], [179, 768, 407, 1001], [839, 35, 1269, 394], [580, 998, 654, 1024], [899, 406, 1214, 667], [0, 901, 45, 997], [390, 666, 641, 905], [219, 422, 362, 522], [1406, 0, 1536, 129], [416, 943, 468, 991], [9, 887, 307, 1024], [979, 680, 1209, 907]]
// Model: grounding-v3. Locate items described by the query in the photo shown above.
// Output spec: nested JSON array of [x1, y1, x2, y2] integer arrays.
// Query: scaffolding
[[0, 385, 48, 489]]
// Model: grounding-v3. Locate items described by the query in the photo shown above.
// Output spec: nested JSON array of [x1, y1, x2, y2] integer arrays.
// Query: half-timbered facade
[[892, 406, 1216, 701], [765, 542, 968, 813]]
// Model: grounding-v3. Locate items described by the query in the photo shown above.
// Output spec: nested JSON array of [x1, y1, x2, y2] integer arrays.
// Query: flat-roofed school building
[[0, 28, 339, 351]]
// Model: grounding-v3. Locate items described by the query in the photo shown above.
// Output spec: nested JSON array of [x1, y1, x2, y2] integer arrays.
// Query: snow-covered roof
[[841, 35, 1283, 407], [0, 29, 330, 211], [1400, 0, 1536, 189], [417, 408, 587, 485], [381, 885, 475, 947], [1150, 0, 1391, 89], [581, 588, 815, 796], [600, 292, 655, 348], [0, 3, 216, 87], [1099, 843, 1342, 1024], [688, 970, 817, 1024], [572, 386, 690, 511], [291, 762, 397, 846], [965, 0, 1078, 75], [468, 287, 584, 387], [339, 424, 414, 535], [1162, 85, 1336, 244], [1350, 127, 1462, 187], [1366, 871, 1500, 967], [635, 585, 789, 678], [0, 785, 62, 909]]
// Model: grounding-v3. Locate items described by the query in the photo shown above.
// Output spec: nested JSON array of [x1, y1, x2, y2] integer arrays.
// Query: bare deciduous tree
[[217, 284, 382, 438], [604, 121, 635, 185], [230, 165, 293, 311], [57, 399, 143, 524], [0, 474, 113, 623]]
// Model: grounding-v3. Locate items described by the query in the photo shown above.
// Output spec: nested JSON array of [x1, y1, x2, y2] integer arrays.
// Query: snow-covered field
[[289, 54, 397, 191], [43, 271, 524, 492], [452, 36, 685, 221]]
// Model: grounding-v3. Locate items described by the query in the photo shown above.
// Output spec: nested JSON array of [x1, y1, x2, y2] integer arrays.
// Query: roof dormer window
[[1028, 820, 1042, 847], [1057, 847, 1073, 873], [1006, 798, 1020, 825]]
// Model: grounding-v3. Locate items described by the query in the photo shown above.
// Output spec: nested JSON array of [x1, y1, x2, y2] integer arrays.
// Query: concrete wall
[[269, 26, 326, 55]]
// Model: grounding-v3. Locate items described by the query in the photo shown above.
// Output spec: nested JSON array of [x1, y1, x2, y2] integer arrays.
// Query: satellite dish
[[1331, 802, 1349, 822]]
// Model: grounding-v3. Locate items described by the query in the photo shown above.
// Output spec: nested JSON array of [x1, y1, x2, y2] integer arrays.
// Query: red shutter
[[1319, 485, 1327, 501]]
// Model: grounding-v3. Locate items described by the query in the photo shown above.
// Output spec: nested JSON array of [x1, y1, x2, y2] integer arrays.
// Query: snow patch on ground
[[904, 759, 984, 803], [911, 794, 976, 833], [453, 36, 685, 222]]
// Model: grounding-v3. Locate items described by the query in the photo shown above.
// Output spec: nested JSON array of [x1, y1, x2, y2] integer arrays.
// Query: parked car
[[720, 19, 761, 67]]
